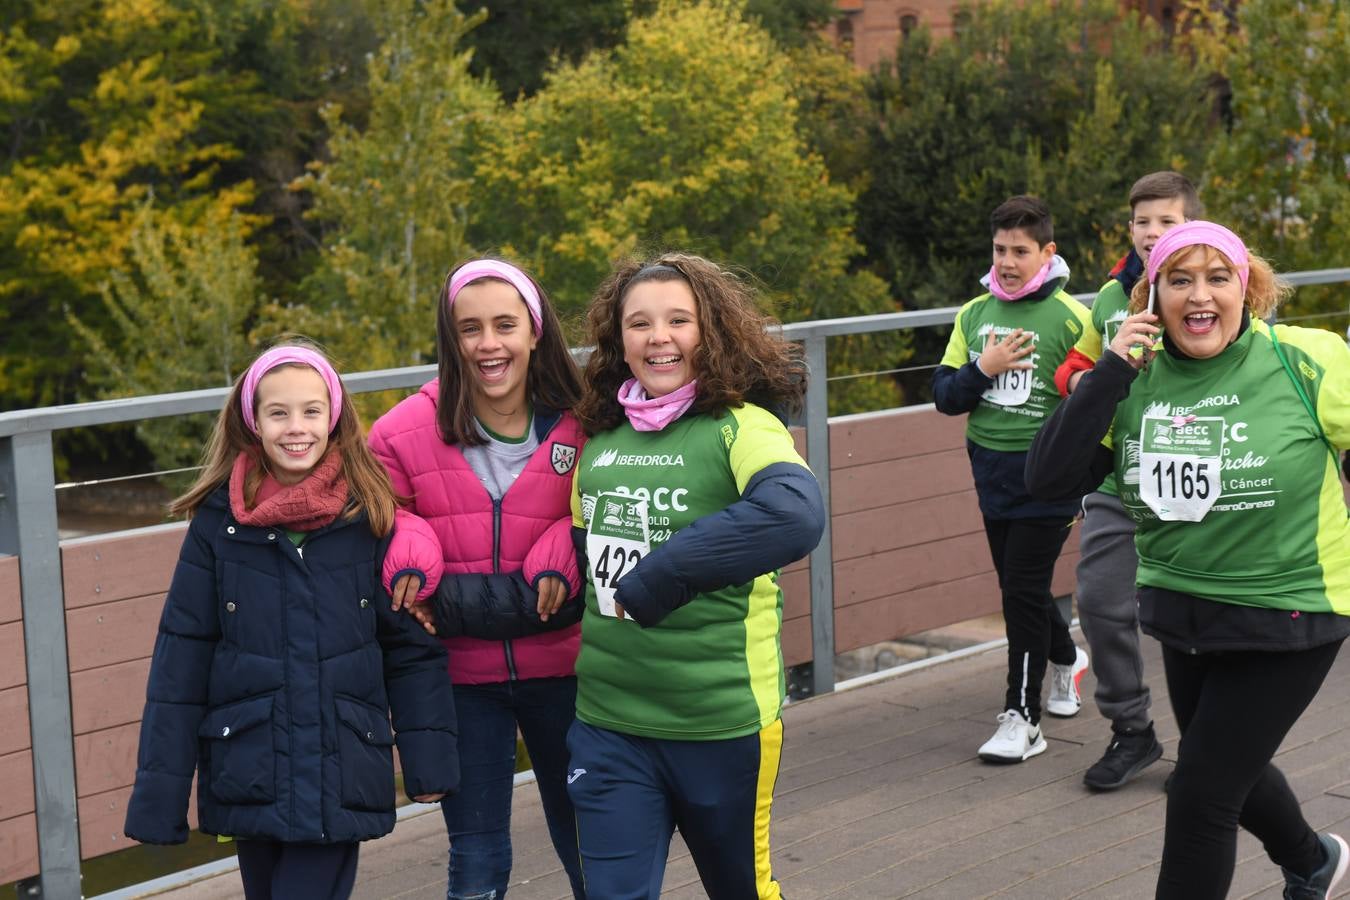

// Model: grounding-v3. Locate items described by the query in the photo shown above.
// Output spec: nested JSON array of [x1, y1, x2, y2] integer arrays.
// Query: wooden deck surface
[[145, 634, 1350, 899]]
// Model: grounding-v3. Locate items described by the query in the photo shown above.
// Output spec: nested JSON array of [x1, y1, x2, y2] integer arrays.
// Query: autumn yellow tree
[[0, 0, 259, 415]]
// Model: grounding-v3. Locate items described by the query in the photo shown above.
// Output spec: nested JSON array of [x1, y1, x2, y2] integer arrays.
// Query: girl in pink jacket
[[369, 259, 585, 899]]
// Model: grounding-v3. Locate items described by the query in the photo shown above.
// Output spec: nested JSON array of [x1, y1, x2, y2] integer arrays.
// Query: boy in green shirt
[[933, 195, 1093, 763], [1052, 172, 1200, 790]]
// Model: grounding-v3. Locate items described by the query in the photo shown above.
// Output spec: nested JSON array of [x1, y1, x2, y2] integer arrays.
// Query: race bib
[[982, 365, 1033, 406], [1138, 414, 1223, 522], [585, 493, 650, 619], [971, 350, 1033, 406]]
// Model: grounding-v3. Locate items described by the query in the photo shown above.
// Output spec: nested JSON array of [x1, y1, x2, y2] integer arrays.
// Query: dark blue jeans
[[439, 676, 584, 899]]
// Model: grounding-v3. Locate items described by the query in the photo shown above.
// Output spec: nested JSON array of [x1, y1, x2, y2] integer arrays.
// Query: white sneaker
[[1046, 647, 1089, 718], [978, 710, 1047, 763]]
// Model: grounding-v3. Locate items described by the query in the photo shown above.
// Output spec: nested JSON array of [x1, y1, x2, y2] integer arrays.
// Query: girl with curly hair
[[566, 253, 826, 899]]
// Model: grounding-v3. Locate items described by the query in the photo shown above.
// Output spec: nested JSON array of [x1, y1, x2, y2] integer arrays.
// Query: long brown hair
[[171, 338, 401, 536], [575, 253, 806, 435], [434, 258, 582, 445]]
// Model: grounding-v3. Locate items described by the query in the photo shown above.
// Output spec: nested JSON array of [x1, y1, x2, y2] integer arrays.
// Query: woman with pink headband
[[1028, 221, 1350, 898], [369, 259, 587, 898], [126, 338, 457, 899]]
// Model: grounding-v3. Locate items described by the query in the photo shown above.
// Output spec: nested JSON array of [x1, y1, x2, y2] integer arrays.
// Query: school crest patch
[[550, 442, 577, 475]]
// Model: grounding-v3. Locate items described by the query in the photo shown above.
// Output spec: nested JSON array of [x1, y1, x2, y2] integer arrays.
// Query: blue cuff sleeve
[[932, 362, 992, 415], [615, 462, 825, 628]]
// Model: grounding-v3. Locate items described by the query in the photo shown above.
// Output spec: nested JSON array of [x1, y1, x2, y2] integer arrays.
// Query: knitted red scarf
[[228, 449, 349, 531]]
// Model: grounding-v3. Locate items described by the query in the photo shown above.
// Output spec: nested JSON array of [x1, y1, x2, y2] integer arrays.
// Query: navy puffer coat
[[124, 485, 459, 845]]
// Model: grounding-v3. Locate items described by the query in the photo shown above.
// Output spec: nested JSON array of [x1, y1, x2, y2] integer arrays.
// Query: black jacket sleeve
[[1025, 351, 1137, 502], [428, 572, 583, 639], [932, 361, 993, 415], [614, 462, 826, 628], [375, 597, 459, 800]]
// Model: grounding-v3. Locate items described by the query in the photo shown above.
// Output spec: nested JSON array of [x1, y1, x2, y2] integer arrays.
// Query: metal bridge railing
[[2, 266, 1348, 897]]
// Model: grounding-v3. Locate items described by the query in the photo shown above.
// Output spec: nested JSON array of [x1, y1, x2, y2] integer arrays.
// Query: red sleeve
[[1054, 348, 1097, 398]]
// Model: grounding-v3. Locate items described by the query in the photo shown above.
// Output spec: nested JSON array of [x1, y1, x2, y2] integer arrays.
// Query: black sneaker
[[1083, 725, 1163, 791], [1282, 833, 1348, 899]]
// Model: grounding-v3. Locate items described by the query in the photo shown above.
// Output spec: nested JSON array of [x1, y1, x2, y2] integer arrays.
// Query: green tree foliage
[[67, 204, 258, 468], [470, 0, 903, 411], [464, 0, 650, 101], [743, 0, 837, 48], [288, 0, 500, 375], [858, 0, 1213, 315], [1202, 0, 1350, 327]]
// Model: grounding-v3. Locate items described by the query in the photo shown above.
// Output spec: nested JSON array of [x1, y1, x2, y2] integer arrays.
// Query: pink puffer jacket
[[369, 381, 584, 684]]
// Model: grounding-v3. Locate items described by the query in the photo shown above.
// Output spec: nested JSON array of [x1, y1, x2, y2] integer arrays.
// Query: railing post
[[0, 431, 82, 899], [802, 334, 835, 696]]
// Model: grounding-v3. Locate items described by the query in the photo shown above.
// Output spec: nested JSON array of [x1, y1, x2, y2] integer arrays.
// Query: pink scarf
[[617, 378, 698, 432], [985, 259, 1054, 302], [228, 450, 349, 531]]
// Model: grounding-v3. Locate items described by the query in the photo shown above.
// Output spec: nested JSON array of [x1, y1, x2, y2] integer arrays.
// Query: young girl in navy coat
[[125, 340, 459, 900]]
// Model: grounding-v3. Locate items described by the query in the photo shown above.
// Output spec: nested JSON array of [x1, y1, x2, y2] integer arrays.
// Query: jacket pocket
[[198, 694, 276, 805], [334, 695, 395, 812]]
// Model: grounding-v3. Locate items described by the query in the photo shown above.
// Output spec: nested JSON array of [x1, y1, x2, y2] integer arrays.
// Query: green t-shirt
[[938, 285, 1094, 451], [570, 403, 808, 740], [1071, 278, 1133, 495], [1109, 322, 1350, 613]]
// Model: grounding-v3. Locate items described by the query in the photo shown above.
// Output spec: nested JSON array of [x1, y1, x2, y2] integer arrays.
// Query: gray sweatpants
[[1075, 491, 1151, 732]]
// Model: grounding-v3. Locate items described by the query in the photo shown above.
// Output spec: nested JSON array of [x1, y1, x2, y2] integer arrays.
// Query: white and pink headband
[[1147, 221, 1250, 295], [241, 346, 344, 436], [446, 259, 544, 335]]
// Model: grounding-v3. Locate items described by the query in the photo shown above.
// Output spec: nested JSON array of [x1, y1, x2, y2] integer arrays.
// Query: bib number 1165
[[1150, 459, 1212, 500]]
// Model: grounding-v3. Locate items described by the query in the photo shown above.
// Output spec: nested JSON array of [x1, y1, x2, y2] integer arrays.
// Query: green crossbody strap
[[1269, 326, 1339, 464]]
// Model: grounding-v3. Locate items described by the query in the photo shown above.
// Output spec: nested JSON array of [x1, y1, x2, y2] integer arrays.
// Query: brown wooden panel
[[0, 555, 19, 625], [830, 490, 984, 563], [834, 571, 1005, 654], [0, 685, 30, 757], [782, 616, 811, 667], [828, 405, 966, 470], [832, 532, 992, 608], [0, 812, 37, 885], [72, 658, 151, 736], [0, 620, 25, 691], [781, 569, 809, 621], [79, 784, 136, 862], [0, 749, 34, 819], [62, 524, 185, 609], [830, 447, 974, 515], [66, 593, 164, 673], [74, 721, 140, 799]]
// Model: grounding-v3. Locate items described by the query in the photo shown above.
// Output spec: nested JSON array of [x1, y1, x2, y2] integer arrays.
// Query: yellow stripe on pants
[[754, 717, 785, 899]]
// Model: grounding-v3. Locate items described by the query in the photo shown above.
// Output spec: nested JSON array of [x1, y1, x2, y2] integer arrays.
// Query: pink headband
[[446, 260, 544, 335], [1146, 221, 1250, 296], [241, 346, 344, 436]]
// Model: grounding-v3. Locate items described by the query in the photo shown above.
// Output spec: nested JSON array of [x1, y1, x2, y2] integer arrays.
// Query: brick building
[[826, 0, 1183, 71]]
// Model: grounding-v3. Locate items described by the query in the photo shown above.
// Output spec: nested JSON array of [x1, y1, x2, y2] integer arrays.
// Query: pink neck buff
[[617, 378, 698, 432], [1146, 220, 1250, 295], [446, 259, 545, 335], [241, 346, 344, 436], [986, 258, 1054, 302]]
